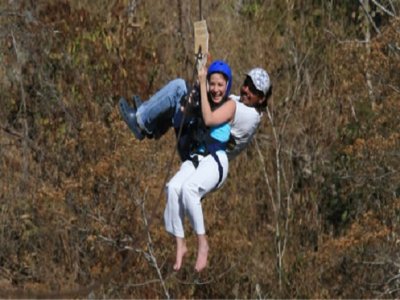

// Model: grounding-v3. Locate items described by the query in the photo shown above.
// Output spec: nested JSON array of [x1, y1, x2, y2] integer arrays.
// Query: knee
[[171, 78, 187, 95], [166, 179, 182, 198], [181, 181, 200, 206]]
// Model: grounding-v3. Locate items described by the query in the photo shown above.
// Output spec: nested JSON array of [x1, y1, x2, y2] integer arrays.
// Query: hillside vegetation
[[1, 0, 399, 298]]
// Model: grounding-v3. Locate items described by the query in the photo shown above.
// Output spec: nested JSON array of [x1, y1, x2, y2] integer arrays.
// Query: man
[[119, 67, 272, 161]]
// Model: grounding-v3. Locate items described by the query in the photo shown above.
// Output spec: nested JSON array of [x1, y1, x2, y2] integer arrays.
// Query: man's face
[[239, 76, 265, 107]]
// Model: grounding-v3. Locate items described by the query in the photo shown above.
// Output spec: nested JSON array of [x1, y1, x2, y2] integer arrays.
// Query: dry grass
[[0, 0, 399, 298]]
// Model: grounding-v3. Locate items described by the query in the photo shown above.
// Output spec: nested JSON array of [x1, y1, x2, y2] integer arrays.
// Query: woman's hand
[[198, 63, 236, 127], [198, 65, 207, 87]]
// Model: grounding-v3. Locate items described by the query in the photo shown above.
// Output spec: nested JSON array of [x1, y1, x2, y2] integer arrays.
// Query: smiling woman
[[199, 60, 235, 127], [164, 60, 236, 272], [208, 72, 228, 103]]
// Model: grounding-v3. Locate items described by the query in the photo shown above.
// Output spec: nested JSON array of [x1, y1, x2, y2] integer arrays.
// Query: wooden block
[[194, 20, 208, 69]]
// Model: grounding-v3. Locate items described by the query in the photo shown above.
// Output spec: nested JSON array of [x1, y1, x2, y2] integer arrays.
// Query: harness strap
[[189, 139, 226, 190], [207, 142, 226, 189], [189, 153, 223, 190], [210, 151, 224, 189]]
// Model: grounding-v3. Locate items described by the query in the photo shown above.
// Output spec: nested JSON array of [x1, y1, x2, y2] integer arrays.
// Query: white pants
[[164, 152, 229, 238]]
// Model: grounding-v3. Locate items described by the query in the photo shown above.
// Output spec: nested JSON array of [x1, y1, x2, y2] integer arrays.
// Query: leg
[[181, 152, 229, 271], [174, 237, 188, 271], [164, 160, 196, 237], [118, 97, 145, 140], [164, 160, 196, 270], [119, 78, 187, 140], [136, 78, 187, 135], [132, 95, 143, 108], [195, 234, 209, 272], [182, 153, 229, 233]]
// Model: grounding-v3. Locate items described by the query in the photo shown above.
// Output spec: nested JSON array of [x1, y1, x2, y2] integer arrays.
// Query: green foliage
[[239, 0, 263, 17]]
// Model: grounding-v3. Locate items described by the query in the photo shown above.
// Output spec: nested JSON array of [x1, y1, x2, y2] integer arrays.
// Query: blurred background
[[0, 0, 399, 298]]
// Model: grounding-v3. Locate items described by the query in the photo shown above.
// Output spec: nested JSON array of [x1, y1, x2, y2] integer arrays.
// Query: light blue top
[[196, 122, 231, 154], [210, 123, 231, 143]]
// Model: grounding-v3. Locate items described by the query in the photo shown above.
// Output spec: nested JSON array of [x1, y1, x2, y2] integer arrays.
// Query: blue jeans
[[136, 78, 187, 136]]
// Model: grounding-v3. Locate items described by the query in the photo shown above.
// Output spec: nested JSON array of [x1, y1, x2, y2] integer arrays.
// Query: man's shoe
[[118, 97, 144, 140], [132, 95, 143, 109], [131, 95, 155, 139]]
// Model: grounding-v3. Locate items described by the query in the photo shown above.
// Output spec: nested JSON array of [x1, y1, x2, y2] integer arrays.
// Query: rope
[[199, 0, 203, 20]]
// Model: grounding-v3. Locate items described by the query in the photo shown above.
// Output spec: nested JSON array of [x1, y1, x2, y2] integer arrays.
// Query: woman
[[164, 60, 236, 272]]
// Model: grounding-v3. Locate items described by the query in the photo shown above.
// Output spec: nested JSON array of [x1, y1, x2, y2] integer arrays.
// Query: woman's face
[[208, 73, 227, 104]]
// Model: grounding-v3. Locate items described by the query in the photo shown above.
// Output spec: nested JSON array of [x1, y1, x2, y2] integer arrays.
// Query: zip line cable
[[199, 0, 203, 20]]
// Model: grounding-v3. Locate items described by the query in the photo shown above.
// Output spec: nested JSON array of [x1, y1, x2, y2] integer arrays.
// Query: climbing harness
[[190, 129, 228, 190], [175, 59, 232, 189]]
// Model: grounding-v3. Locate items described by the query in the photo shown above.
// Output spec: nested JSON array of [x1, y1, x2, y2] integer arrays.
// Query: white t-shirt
[[227, 95, 261, 160]]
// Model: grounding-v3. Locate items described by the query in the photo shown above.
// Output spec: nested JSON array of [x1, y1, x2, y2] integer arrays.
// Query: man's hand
[[181, 84, 201, 115]]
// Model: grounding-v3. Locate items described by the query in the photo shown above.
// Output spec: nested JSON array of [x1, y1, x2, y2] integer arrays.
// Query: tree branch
[[370, 0, 396, 17]]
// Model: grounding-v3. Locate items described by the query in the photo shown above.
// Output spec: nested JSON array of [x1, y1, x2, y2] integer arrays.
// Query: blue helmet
[[207, 60, 232, 98]]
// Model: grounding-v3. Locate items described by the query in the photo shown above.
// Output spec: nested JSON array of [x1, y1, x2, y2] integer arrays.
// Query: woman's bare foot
[[195, 234, 209, 272], [173, 237, 188, 271]]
